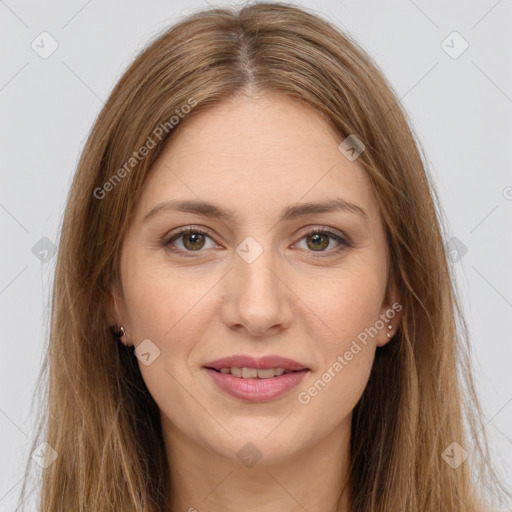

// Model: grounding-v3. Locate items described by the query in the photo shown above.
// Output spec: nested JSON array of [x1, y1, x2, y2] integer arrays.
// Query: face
[[111, 92, 401, 466]]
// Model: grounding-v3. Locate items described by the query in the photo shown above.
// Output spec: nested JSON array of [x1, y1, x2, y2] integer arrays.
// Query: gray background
[[1, 0, 511, 509]]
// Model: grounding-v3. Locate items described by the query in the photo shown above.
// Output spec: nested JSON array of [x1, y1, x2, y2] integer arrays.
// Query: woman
[[17, 2, 509, 511]]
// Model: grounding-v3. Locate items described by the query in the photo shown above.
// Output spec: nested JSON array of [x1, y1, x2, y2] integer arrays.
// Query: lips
[[203, 354, 310, 402], [204, 354, 309, 372]]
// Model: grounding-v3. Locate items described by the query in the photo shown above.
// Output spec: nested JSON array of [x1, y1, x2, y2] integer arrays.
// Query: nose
[[220, 245, 294, 337]]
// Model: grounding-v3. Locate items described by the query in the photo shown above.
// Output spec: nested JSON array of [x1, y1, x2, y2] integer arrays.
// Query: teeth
[[257, 368, 281, 378], [217, 367, 289, 379], [241, 367, 258, 378], [230, 367, 242, 377]]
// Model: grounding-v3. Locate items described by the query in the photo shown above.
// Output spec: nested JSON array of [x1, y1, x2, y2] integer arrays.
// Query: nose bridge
[[221, 235, 293, 334], [239, 247, 279, 299]]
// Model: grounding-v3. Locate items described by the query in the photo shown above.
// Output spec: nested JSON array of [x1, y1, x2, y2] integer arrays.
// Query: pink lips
[[203, 354, 310, 402]]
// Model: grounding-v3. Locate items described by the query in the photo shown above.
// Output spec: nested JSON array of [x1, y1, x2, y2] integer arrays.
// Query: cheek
[[121, 251, 219, 345], [120, 259, 219, 416], [292, 277, 384, 430], [295, 260, 387, 351]]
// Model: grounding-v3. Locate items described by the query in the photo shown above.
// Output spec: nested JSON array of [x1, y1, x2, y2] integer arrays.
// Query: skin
[[109, 92, 402, 512]]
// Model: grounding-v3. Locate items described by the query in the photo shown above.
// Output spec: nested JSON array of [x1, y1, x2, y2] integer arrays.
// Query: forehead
[[137, 93, 379, 224]]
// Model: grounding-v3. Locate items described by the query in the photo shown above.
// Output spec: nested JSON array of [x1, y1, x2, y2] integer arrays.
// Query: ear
[[376, 279, 402, 348], [106, 284, 132, 347]]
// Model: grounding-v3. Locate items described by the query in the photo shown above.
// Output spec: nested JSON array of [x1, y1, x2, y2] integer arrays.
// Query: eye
[[293, 228, 350, 255], [164, 227, 217, 255]]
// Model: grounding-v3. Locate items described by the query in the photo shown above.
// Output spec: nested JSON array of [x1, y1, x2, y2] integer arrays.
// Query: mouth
[[204, 366, 303, 379], [203, 354, 309, 373], [202, 354, 310, 402]]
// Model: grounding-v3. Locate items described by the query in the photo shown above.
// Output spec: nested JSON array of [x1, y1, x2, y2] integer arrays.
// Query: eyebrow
[[143, 198, 368, 224]]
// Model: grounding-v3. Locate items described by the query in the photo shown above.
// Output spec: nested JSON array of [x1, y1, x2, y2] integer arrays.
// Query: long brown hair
[[17, 2, 509, 511]]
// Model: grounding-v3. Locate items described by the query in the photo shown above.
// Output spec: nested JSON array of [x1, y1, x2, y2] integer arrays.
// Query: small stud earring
[[110, 324, 127, 342], [386, 324, 393, 338]]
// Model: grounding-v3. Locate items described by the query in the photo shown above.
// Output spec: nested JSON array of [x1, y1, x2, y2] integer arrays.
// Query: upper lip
[[204, 354, 309, 371]]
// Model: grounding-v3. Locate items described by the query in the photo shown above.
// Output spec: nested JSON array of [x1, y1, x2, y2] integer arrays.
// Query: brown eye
[[182, 232, 206, 250], [164, 228, 216, 254], [294, 228, 350, 255], [306, 233, 330, 251]]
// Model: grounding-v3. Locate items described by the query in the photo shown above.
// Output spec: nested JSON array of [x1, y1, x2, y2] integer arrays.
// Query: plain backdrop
[[1, 0, 511, 509]]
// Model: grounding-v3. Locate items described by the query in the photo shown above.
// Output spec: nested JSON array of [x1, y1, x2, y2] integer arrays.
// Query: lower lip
[[204, 368, 309, 402]]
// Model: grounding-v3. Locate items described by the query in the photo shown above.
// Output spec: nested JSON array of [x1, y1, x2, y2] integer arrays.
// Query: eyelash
[[162, 226, 351, 259]]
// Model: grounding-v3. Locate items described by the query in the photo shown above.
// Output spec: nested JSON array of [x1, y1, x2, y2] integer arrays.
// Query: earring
[[386, 324, 393, 338], [110, 324, 127, 342]]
